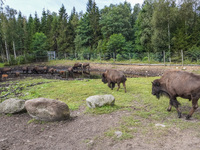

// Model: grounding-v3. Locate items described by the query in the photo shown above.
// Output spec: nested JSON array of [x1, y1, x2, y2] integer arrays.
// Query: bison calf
[[102, 69, 127, 93], [152, 70, 200, 119], [15, 72, 20, 77], [2, 74, 8, 81]]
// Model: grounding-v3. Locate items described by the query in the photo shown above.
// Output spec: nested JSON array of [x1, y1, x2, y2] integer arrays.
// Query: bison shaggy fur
[[152, 70, 200, 119], [102, 69, 127, 93]]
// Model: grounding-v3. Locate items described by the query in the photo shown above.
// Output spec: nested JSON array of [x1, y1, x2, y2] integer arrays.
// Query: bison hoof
[[178, 113, 182, 118], [186, 115, 191, 120], [167, 108, 171, 112]]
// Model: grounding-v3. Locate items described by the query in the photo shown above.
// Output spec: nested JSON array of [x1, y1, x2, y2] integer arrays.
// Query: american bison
[[152, 70, 200, 119], [73, 63, 82, 70], [2, 74, 8, 81], [32, 66, 47, 74], [48, 68, 57, 75], [0, 68, 12, 74], [22, 66, 29, 74], [102, 69, 127, 93], [82, 63, 90, 70], [15, 72, 20, 77], [59, 70, 66, 78]]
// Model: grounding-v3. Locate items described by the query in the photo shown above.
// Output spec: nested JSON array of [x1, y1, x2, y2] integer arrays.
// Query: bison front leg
[[186, 99, 198, 120], [169, 98, 181, 118], [107, 81, 112, 89]]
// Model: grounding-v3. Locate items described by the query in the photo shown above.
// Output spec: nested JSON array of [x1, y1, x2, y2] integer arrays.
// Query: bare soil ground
[[1, 63, 200, 150]]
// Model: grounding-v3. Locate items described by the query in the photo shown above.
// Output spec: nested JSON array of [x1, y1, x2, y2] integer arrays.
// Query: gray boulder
[[25, 98, 70, 121], [86, 94, 115, 108], [0, 98, 26, 114]]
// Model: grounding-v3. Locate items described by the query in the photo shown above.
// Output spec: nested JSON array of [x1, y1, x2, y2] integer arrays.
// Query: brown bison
[[2, 74, 8, 81], [32, 66, 47, 74], [152, 70, 200, 119], [82, 63, 90, 70], [73, 63, 82, 70], [59, 70, 66, 77], [22, 66, 29, 74], [48, 68, 57, 75], [15, 72, 20, 77], [68, 67, 73, 73], [0, 68, 12, 74], [102, 69, 127, 93]]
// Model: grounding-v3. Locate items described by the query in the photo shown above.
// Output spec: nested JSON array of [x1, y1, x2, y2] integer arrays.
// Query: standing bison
[[102, 69, 127, 93], [152, 70, 200, 119]]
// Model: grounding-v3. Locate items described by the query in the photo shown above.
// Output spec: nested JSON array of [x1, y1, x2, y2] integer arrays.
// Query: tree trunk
[[168, 20, 171, 63], [5, 40, 9, 63], [13, 41, 16, 60]]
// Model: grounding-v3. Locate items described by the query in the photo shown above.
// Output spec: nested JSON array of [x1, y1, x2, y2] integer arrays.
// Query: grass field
[[2, 76, 200, 140]]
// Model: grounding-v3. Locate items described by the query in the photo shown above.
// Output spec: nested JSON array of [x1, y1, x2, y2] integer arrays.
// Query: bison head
[[152, 79, 161, 99], [102, 73, 108, 84]]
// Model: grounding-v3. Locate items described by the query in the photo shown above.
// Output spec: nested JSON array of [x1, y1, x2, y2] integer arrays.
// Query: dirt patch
[[1, 107, 200, 150], [1, 64, 200, 150]]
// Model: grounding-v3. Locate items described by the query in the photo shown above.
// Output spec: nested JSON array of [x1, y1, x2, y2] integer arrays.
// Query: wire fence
[[54, 50, 200, 65], [1, 50, 200, 66]]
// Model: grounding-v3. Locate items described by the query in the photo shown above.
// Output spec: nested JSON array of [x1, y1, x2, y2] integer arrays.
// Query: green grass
[[2, 76, 200, 141], [0, 63, 4, 67]]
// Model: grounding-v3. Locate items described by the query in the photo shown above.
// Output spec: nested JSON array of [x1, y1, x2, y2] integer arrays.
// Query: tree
[[31, 32, 47, 56], [57, 4, 68, 55], [100, 2, 132, 41], [33, 12, 40, 33], [107, 33, 126, 59], [41, 9, 48, 35], [49, 13, 59, 52], [26, 15, 34, 52], [134, 0, 154, 55], [152, 0, 177, 61]]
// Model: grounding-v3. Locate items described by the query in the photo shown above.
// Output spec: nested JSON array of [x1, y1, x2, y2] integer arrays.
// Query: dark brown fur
[[32, 66, 47, 74], [82, 63, 90, 70], [22, 66, 29, 74], [152, 70, 200, 119], [48, 68, 56, 75], [73, 63, 82, 70], [15, 72, 20, 77], [0, 68, 12, 74], [102, 69, 127, 93]]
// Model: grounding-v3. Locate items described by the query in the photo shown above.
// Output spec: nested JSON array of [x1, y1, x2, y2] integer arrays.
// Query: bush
[[116, 54, 123, 61]]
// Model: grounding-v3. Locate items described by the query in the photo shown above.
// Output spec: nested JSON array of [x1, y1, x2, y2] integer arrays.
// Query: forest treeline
[[0, 0, 200, 65]]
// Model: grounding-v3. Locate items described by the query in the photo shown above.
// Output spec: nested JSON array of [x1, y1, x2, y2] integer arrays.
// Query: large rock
[[25, 98, 70, 121], [0, 98, 26, 114], [86, 94, 115, 108]]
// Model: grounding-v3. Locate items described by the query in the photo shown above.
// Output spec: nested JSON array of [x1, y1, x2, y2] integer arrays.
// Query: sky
[[3, 0, 144, 18]]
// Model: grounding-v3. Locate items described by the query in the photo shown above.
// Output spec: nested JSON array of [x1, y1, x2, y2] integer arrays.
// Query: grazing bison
[[152, 70, 200, 119], [102, 69, 127, 93], [73, 63, 82, 70]]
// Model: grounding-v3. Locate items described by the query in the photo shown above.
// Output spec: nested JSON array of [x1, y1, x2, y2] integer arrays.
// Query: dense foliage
[[0, 0, 200, 64]]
